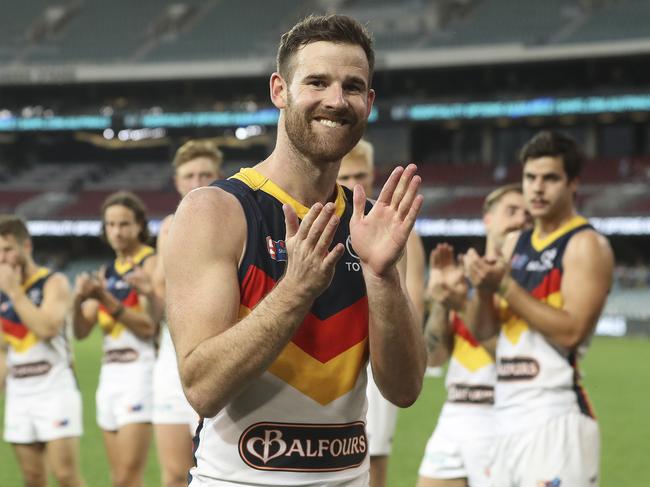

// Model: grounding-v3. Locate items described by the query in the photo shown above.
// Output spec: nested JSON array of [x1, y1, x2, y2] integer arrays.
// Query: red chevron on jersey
[[240, 265, 368, 362], [1, 317, 28, 340], [452, 314, 480, 348], [531, 267, 562, 300]]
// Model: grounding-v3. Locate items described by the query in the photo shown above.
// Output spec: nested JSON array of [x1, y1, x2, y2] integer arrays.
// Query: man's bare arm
[[352, 165, 427, 407], [405, 230, 425, 324], [166, 187, 344, 417], [499, 230, 613, 349], [6, 273, 71, 340], [424, 302, 454, 367], [0, 336, 7, 392]]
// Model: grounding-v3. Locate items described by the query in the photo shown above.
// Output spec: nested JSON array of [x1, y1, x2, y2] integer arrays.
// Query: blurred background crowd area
[[1, 0, 650, 334]]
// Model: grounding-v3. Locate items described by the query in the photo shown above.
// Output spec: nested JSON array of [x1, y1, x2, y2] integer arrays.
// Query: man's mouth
[[315, 117, 346, 128]]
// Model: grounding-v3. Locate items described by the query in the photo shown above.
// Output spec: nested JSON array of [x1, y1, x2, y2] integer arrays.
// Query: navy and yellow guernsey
[[191, 168, 371, 486], [496, 215, 597, 434], [98, 246, 156, 364], [1, 268, 76, 395]]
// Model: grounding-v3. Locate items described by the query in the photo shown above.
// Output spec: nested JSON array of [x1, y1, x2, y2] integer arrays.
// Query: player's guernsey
[[98, 246, 156, 364], [441, 314, 495, 420], [1, 268, 76, 395], [496, 215, 596, 434], [191, 168, 371, 486]]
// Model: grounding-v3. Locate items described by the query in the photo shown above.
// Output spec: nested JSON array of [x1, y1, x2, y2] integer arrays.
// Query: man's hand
[[350, 164, 423, 278], [124, 265, 154, 296], [463, 248, 508, 296], [427, 243, 467, 311], [74, 272, 102, 300], [282, 202, 345, 300], [0, 264, 22, 297]]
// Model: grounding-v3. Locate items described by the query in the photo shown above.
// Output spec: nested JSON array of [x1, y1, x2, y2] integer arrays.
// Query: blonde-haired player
[[152, 140, 223, 487], [338, 139, 426, 487]]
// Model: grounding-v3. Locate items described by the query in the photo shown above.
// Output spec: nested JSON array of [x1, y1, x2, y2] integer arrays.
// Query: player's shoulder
[[178, 185, 243, 218], [44, 271, 71, 293], [566, 227, 612, 258]]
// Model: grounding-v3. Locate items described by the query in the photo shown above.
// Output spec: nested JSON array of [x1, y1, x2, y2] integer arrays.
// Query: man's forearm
[[177, 278, 316, 417], [97, 289, 156, 339], [365, 267, 426, 408], [464, 291, 500, 342], [424, 302, 453, 367], [500, 277, 578, 348], [7, 292, 61, 339]]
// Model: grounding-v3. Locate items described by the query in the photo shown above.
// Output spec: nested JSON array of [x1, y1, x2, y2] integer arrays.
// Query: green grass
[[1, 336, 649, 486]]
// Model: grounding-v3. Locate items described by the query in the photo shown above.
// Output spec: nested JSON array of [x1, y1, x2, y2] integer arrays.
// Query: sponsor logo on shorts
[[103, 348, 139, 363], [497, 356, 540, 381], [447, 383, 494, 405], [129, 404, 144, 412], [54, 419, 70, 428], [537, 478, 561, 487], [239, 421, 367, 472], [266, 237, 287, 262], [11, 360, 52, 378]]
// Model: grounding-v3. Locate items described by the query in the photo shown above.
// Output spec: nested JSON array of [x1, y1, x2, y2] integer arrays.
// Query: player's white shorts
[[96, 361, 154, 431], [3, 387, 83, 444], [418, 414, 492, 487], [188, 471, 370, 487], [489, 411, 600, 487], [153, 327, 199, 432], [366, 365, 398, 457]]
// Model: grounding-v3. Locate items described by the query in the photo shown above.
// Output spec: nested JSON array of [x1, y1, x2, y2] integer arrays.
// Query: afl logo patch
[[239, 421, 367, 472]]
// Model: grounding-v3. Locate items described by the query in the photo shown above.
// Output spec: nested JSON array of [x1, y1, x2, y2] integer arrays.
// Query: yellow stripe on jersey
[[239, 304, 367, 405], [452, 334, 494, 371], [114, 245, 155, 275], [4, 330, 38, 353], [268, 339, 368, 406], [531, 215, 589, 252], [21, 267, 50, 292], [231, 168, 347, 220]]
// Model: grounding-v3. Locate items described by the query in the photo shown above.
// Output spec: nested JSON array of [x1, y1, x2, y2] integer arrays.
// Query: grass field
[[1, 334, 649, 486]]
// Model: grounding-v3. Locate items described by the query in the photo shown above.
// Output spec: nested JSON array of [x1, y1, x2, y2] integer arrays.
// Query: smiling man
[[164, 14, 426, 487], [464, 131, 614, 487]]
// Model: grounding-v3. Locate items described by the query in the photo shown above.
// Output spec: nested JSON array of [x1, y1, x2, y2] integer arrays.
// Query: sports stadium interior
[[1, 2, 649, 483]]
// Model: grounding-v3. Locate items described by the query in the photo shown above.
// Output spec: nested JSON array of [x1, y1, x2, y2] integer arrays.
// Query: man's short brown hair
[[101, 191, 150, 243], [519, 130, 584, 181], [483, 183, 522, 215], [172, 140, 223, 173], [0, 215, 30, 243], [277, 14, 374, 84]]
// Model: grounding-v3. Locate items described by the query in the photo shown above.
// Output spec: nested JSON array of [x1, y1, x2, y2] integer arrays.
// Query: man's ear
[[270, 72, 288, 109]]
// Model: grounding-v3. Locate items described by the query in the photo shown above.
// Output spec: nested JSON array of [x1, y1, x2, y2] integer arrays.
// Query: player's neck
[[115, 243, 144, 262], [21, 260, 39, 285], [535, 205, 577, 239], [259, 142, 341, 208]]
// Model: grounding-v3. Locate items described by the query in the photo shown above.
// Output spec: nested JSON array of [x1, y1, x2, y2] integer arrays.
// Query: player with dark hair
[[0, 215, 85, 487], [72, 191, 160, 487], [165, 14, 426, 486], [152, 140, 223, 487], [338, 139, 426, 487], [417, 185, 528, 487], [465, 131, 614, 487]]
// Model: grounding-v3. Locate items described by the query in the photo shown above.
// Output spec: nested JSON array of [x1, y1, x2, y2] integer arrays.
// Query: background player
[[72, 192, 160, 487], [0, 215, 85, 487], [337, 139, 425, 487], [464, 131, 614, 487], [417, 185, 528, 487], [152, 140, 223, 487], [164, 14, 426, 485]]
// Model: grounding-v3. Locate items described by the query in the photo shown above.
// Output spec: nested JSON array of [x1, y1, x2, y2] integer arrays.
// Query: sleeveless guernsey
[[191, 168, 371, 486]]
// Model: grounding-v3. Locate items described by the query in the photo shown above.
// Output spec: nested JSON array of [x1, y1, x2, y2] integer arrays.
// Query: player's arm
[[0, 335, 7, 392], [499, 230, 613, 349], [166, 187, 344, 417], [405, 230, 426, 325], [72, 272, 100, 340], [5, 273, 71, 340], [152, 214, 173, 304], [93, 282, 157, 339], [464, 232, 519, 341], [424, 302, 454, 367], [353, 165, 427, 408]]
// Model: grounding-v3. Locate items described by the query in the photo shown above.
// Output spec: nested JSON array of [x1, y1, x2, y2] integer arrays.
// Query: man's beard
[[284, 95, 367, 165]]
